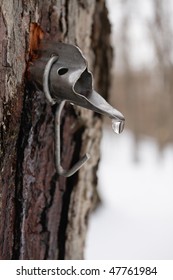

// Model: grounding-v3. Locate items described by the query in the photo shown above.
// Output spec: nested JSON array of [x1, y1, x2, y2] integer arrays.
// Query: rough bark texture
[[0, 0, 112, 260]]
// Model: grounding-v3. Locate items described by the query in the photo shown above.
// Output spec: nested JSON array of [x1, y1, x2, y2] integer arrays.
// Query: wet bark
[[0, 0, 112, 260]]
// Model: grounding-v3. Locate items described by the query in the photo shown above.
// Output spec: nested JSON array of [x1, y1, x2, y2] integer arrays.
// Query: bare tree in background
[[148, 0, 173, 148], [0, 0, 112, 260], [113, 0, 140, 161]]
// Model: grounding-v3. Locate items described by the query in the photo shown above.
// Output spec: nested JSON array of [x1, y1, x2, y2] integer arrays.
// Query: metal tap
[[29, 41, 125, 177]]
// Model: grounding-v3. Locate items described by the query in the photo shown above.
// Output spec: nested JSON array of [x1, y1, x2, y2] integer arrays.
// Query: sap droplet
[[112, 119, 124, 134]]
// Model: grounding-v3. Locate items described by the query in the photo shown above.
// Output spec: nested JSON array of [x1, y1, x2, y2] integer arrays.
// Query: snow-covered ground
[[85, 127, 173, 259]]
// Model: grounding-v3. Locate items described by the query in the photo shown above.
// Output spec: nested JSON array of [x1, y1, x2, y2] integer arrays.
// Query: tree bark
[[0, 0, 112, 260]]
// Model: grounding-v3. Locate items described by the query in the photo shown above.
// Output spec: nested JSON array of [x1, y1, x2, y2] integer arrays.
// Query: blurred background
[[86, 0, 173, 259]]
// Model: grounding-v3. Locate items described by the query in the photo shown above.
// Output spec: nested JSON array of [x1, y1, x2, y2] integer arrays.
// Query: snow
[[85, 127, 173, 259]]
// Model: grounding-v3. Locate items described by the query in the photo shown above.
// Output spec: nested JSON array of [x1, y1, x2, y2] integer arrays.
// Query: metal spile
[[29, 41, 125, 177]]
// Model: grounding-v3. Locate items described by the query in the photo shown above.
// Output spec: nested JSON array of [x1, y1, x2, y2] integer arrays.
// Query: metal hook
[[43, 55, 90, 177], [55, 100, 90, 177]]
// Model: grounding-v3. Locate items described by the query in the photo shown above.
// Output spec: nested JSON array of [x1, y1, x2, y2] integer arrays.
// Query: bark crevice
[[12, 84, 33, 259]]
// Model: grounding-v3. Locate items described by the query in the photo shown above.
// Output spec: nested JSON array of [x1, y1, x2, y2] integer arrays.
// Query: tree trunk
[[0, 0, 112, 260]]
